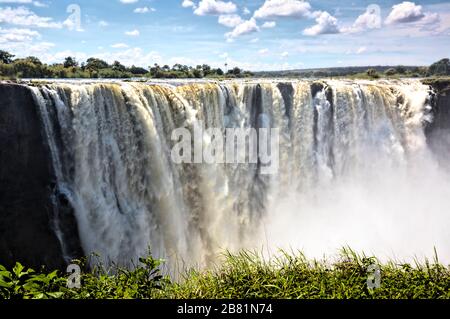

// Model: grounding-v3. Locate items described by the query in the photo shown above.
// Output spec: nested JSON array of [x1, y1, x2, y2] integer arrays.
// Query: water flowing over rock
[[0, 79, 449, 269]]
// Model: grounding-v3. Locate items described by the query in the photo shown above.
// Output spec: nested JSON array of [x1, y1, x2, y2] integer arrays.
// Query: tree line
[[0, 50, 253, 80], [365, 59, 450, 79]]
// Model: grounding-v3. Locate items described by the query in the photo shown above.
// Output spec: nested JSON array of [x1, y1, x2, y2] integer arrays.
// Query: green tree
[[13, 57, 46, 78], [0, 50, 15, 64], [150, 63, 163, 77], [385, 68, 397, 76], [395, 66, 406, 74], [193, 65, 203, 78], [428, 58, 449, 76], [112, 60, 126, 72], [366, 68, 379, 79], [129, 65, 148, 75], [202, 64, 212, 76], [216, 68, 224, 76], [86, 58, 109, 71], [232, 67, 241, 76], [63, 56, 78, 68], [24, 56, 42, 65]]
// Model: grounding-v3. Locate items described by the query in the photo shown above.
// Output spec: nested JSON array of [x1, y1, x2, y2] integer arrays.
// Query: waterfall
[[29, 79, 450, 268]]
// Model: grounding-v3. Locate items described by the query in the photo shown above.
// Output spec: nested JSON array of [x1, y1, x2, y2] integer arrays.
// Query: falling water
[[28, 79, 450, 268]]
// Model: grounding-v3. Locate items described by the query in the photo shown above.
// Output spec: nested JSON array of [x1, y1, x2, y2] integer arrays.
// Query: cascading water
[[28, 79, 450, 269]]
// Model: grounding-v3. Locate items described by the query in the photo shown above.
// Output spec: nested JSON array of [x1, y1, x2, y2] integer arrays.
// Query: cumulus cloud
[[218, 14, 243, 28], [345, 4, 381, 33], [194, 0, 237, 16], [182, 0, 196, 8], [225, 17, 259, 39], [385, 1, 425, 25], [94, 47, 162, 67], [262, 21, 276, 28], [0, 6, 62, 28], [384, 1, 442, 35], [253, 0, 311, 19], [0, 27, 39, 43], [303, 11, 341, 36], [0, 0, 47, 7]]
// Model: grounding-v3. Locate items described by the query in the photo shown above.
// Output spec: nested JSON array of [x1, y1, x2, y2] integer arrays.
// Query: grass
[[1, 249, 449, 299]]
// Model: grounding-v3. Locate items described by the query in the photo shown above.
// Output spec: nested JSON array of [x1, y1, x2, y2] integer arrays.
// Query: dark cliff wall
[[425, 80, 450, 168], [0, 83, 67, 270]]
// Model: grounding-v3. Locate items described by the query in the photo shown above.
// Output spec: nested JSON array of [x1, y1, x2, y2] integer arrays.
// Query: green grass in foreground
[[1, 248, 449, 299]]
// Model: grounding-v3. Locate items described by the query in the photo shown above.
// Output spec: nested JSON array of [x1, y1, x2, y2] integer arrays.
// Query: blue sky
[[0, 0, 449, 70]]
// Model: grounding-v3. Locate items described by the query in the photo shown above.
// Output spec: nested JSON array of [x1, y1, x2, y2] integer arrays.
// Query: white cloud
[[303, 11, 341, 36], [62, 17, 84, 32], [385, 2, 425, 25], [225, 17, 259, 39], [345, 4, 381, 33], [281, 51, 289, 58], [0, 0, 47, 7], [258, 48, 269, 55], [182, 0, 195, 8], [125, 29, 140, 36], [134, 7, 155, 13], [0, 6, 62, 28], [194, 0, 237, 16], [119, 0, 138, 4], [111, 43, 129, 49], [356, 46, 367, 54], [98, 20, 109, 27], [0, 27, 39, 43], [384, 1, 443, 35], [219, 52, 228, 59], [262, 21, 276, 28], [250, 37, 259, 43], [218, 14, 243, 27], [93, 47, 162, 67], [243, 7, 250, 15], [253, 0, 311, 19]]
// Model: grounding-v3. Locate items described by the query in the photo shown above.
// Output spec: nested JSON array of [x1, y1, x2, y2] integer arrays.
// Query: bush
[[0, 263, 65, 299], [385, 68, 397, 76], [366, 68, 380, 79]]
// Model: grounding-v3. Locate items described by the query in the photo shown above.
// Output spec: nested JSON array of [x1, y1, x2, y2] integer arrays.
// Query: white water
[[29, 79, 450, 268]]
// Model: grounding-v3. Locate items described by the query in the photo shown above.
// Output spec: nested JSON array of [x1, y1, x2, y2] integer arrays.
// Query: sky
[[0, 0, 449, 71]]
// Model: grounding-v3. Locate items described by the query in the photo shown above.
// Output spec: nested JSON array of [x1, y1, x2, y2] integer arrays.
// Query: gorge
[[0, 79, 449, 271]]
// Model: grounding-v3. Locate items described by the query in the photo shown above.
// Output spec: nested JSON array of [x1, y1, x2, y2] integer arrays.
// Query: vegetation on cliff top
[[0, 50, 253, 80], [1, 249, 449, 300], [1, 49, 449, 81]]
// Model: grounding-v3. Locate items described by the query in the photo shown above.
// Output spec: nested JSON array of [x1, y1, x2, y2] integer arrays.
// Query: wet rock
[[0, 83, 67, 270]]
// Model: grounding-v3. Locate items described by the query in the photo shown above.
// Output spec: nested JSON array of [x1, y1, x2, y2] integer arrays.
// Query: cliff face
[[425, 80, 450, 167], [0, 83, 67, 270]]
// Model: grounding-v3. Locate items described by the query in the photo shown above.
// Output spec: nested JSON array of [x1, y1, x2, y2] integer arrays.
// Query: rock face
[[0, 83, 67, 270], [426, 81, 450, 168]]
